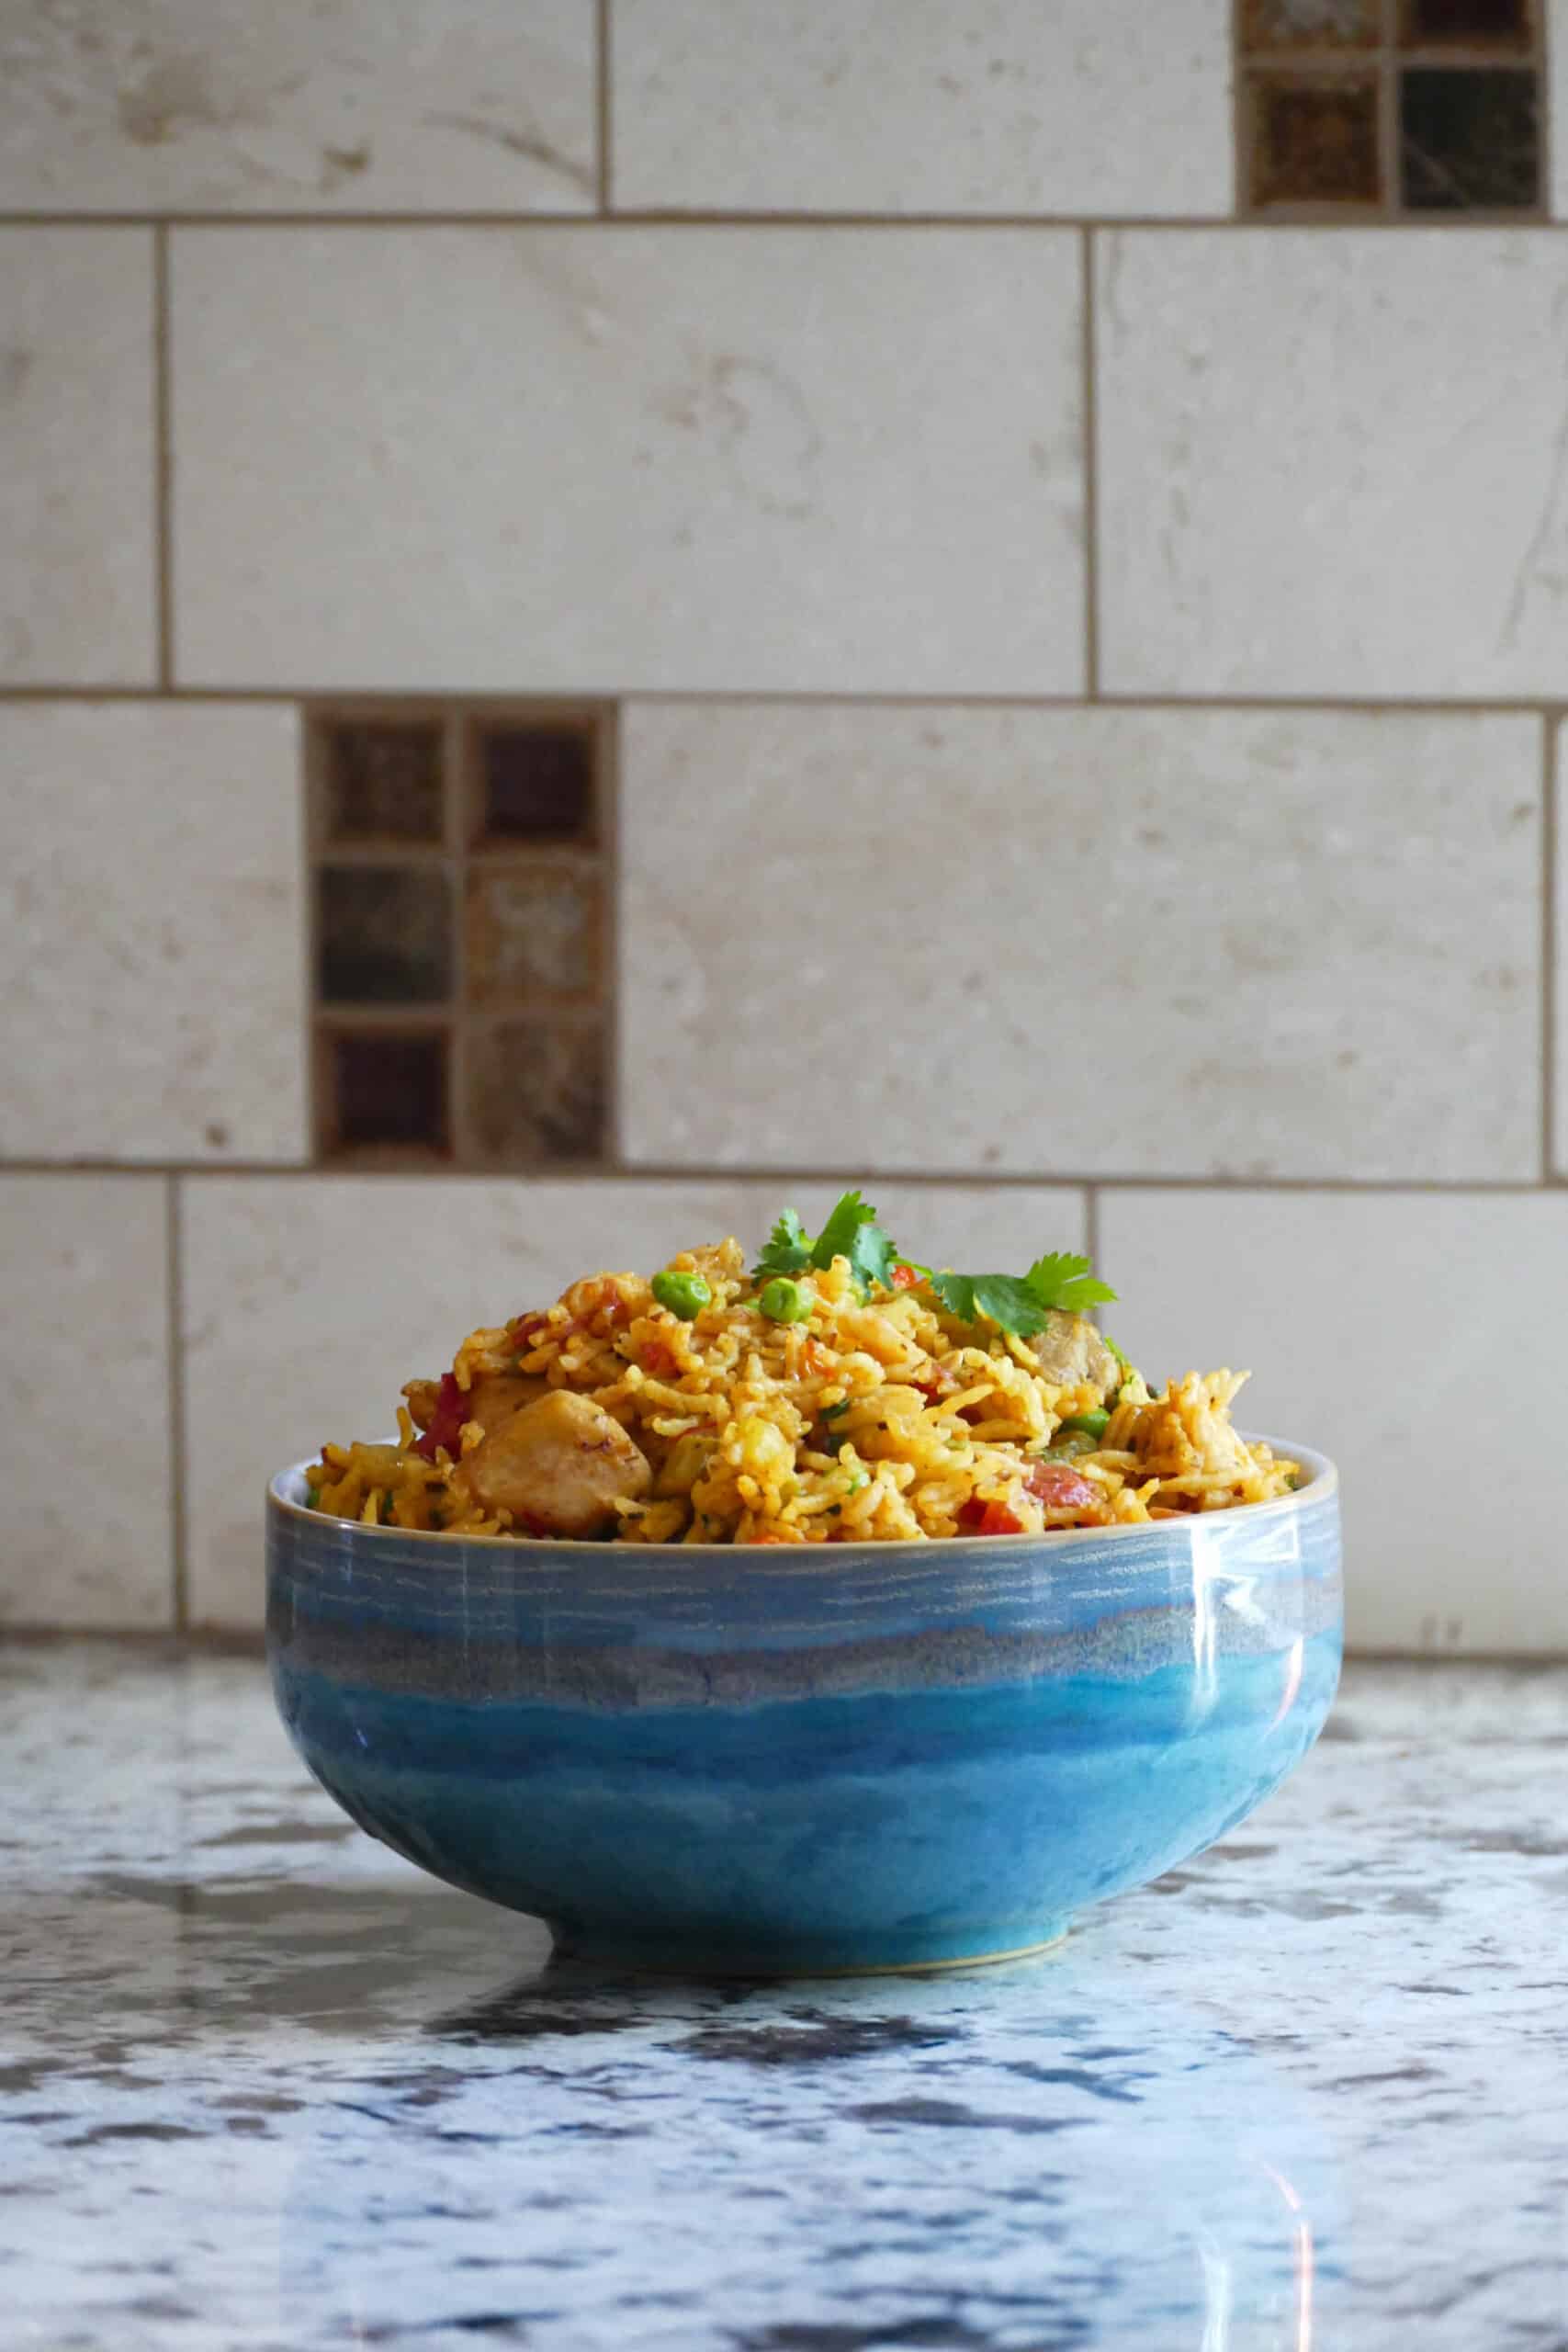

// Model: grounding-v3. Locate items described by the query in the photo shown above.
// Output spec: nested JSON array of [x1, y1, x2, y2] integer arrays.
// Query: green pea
[[1043, 1432, 1096, 1461], [759, 1275, 813, 1324], [651, 1270, 712, 1321], [304, 1484, 321, 1511], [1062, 1408, 1110, 1440]]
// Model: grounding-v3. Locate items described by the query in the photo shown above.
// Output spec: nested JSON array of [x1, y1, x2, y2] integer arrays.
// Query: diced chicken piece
[[1031, 1312, 1122, 1399], [461, 1389, 651, 1537], [464, 1372, 549, 1430]]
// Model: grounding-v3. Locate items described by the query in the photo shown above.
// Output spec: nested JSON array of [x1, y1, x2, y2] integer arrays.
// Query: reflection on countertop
[[1, 1645, 1564, 2350]]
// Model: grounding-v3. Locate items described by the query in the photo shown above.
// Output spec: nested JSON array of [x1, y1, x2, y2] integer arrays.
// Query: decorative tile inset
[[1248, 73, 1382, 205], [323, 719, 444, 843], [475, 721, 598, 847], [307, 700, 615, 1168], [1243, 0, 1380, 49], [328, 1030, 450, 1154], [1400, 0, 1531, 44], [467, 865, 601, 1001], [468, 1019, 605, 1164], [1401, 67, 1539, 207], [318, 866, 452, 1005]]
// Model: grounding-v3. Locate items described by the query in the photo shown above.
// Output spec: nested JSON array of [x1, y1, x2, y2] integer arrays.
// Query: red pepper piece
[[412, 1371, 468, 1462], [1024, 1462, 1099, 1511]]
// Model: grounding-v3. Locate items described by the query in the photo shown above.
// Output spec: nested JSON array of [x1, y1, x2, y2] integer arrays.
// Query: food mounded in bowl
[[267, 1455, 1341, 1975], [268, 1189, 1338, 1976]]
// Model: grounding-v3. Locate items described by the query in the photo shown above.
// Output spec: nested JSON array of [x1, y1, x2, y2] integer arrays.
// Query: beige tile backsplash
[[0, 704, 309, 1162], [170, 226, 1083, 694], [621, 702, 1542, 1181], [1, 1176, 171, 1629], [2, 13, 1564, 1648], [611, 0, 1234, 218], [0, 230, 155, 685], [1097, 230, 1568, 699], [0, 0, 596, 215]]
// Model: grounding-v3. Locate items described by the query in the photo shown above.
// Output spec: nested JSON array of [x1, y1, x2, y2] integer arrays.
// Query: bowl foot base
[[546, 1919, 1074, 1982]]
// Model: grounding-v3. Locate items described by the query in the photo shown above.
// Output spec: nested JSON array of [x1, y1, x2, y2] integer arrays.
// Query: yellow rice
[[306, 1238, 1300, 1545]]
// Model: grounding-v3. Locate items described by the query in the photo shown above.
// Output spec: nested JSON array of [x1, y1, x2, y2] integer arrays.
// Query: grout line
[[1084, 1183, 1100, 1268], [3, 686, 1567, 716], [597, 0, 613, 213], [164, 1175, 189, 1632], [1380, 6, 1401, 222], [152, 225, 174, 689], [604, 702, 625, 1169], [0, 208, 1559, 231], [4, 1162, 1564, 1193], [1544, 711, 1559, 1182], [1079, 227, 1100, 699], [1230, 0, 1247, 217]]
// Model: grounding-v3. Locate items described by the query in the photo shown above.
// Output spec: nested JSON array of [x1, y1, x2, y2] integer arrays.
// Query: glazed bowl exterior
[[266, 1443, 1341, 1976]]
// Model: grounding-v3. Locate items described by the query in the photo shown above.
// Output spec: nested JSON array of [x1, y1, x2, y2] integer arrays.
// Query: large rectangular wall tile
[[1, 1176, 171, 1627], [1098, 1191, 1568, 1653], [182, 1174, 1083, 1626], [620, 703, 1540, 1181], [0, 230, 154, 685], [612, 0, 1232, 218], [0, 705, 308, 1161], [170, 228, 1082, 694], [0, 1, 594, 214], [1098, 231, 1568, 698]]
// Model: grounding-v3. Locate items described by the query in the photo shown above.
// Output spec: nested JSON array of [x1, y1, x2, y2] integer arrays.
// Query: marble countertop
[[3, 1645, 1565, 2351]]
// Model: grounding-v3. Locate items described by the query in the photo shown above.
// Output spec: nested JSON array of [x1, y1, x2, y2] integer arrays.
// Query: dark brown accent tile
[[475, 719, 597, 846], [1399, 0, 1531, 45], [1248, 72, 1382, 205], [329, 1029, 450, 1153], [466, 864, 602, 1001], [1400, 66, 1539, 207], [318, 865, 452, 1005], [322, 718, 444, 843], [467, 1018, 605, 1163], [1243, 0, 1381, 50]]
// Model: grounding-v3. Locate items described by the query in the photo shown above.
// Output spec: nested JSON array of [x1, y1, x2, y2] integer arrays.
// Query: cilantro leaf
[[753, 1208, 813, 1280], [844, 1216, 898, 1295], [930, 1272, 1053, 1336], [812, 1189, 876, 1268], [1025, 1252, 1119, 1316], [930, 1253, 1119, 1339]]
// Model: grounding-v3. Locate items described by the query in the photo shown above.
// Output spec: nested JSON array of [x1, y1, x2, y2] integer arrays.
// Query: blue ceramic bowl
[[266, 1443, 1340, 1977]]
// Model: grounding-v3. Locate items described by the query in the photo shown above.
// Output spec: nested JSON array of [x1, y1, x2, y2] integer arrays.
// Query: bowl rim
[[267, 1434, 1337, 1561]]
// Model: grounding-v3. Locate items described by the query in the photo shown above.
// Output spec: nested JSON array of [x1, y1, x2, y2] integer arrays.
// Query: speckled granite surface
[[2, 1645, 1564, 2351]]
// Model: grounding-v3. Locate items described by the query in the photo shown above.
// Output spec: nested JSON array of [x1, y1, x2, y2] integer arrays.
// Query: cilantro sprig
[[751, 1193, 1115, 1338], [926, 1255, 1117, 1339], [753, 1189, 898, 1295]]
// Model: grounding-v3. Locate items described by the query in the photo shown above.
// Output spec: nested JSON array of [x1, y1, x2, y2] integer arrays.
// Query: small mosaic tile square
[[467, 1018, 606, 1165], [1248, 72, 1382, 204], [1400, 65, 1539, 206], [466, 865, 602, 1001], [322, 718, 444, 844], [328, 1029, 450, 1154], [317, 865, 452, 1006], [1243, 0, 1381, 49], [475, 721, 598, 847], [1399, 0, 1531, 45]]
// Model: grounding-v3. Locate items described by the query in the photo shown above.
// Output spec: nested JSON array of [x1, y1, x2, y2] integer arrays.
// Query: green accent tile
[[318, 865, 452, 1005], [1401, 67, 1539, 208]]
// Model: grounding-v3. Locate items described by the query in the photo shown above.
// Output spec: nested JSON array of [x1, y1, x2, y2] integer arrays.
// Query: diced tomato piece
[[1024, 1462, 1099, 1511], [958, 1497, 1025, 1536], [912, 1365, 958, 1402], [890, 1262, 920, 1290], [510, 1312, 547, 1351], [641, 1338, 679, 1378], [412, 1371, 467, 1462]]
